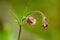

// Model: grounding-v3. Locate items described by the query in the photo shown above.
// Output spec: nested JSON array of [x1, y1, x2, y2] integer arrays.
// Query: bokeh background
[[0, 0, 60, 40]]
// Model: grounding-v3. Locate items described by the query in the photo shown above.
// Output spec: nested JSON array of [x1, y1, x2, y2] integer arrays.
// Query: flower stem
[[25, 10, 46, 21], [18, 25, 21, 40], [27, 10, 45, 17]]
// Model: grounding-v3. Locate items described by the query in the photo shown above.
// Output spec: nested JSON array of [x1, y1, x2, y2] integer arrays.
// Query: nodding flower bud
[[42, 21, 48, 29], [27, 16, 36, 25]]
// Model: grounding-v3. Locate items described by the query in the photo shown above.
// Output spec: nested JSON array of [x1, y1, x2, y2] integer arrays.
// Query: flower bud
[[27, 16, 36, 25], [42, 21, 48, 28]]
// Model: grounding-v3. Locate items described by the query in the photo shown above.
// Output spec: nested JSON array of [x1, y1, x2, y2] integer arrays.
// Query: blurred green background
[[0, 0, 60, 40]]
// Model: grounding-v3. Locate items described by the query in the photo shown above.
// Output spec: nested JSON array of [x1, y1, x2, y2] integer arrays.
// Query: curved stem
[[27, 10, 45, 17], [25, 10, 46, 21], [22, 10, 47, 23]]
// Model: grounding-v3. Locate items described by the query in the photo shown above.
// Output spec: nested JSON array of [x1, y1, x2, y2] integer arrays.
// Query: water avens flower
[[42, 21, 48, 28], [27, 16, 36, 25], [42, 17, 48, 29]]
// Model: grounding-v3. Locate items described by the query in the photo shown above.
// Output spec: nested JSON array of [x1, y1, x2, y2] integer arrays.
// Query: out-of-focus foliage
[[0, 0, 60, 40]]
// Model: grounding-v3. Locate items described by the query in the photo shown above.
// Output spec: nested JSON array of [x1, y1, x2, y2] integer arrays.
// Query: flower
[[42, 21, 48, 28], [27, 16, 36, 25]]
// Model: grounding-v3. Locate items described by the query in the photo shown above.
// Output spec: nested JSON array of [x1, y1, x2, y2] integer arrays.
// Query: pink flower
[[27, 16, 36, 25], [42, 21, 48, 28]]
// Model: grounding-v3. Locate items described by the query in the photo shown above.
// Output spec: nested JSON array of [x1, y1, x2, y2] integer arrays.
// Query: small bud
[[27, 16, 36, 25], [42, 21, 48, 29]]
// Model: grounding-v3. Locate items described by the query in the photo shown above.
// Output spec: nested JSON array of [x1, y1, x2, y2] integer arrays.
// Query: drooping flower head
[[42, 21, 48, 27], [42, 17, 48, 29], [27, 16, 36, 25]]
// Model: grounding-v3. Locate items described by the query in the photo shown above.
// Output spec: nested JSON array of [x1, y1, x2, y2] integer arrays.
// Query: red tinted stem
[[18, 25, 21, 40]]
